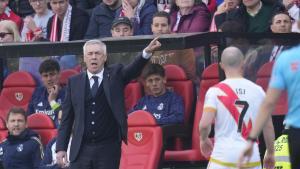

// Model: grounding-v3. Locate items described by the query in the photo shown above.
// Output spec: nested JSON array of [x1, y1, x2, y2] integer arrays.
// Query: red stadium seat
[[0, 71, 36, 119], [256, 61, 288, 115], [0, 117, 7, 142], [164, 64, 195, 125], [120, 110, 163, 169], [27, 113, 57, 146], [124, 81, 143, 113], [59, 69, 79, 86], [163, 64, 195, 150], [165, 63, 220, 162]]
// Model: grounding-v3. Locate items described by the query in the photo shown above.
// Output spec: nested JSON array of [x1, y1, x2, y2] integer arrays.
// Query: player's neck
[[225, 71, 243, 79]]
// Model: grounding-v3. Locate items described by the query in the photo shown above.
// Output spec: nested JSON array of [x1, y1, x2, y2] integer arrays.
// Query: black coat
[[46, 7, 89, 41], [56, 54, 149, 162]]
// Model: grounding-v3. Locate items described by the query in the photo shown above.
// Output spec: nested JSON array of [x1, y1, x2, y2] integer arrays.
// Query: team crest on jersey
[[0, 147, 3, 155], [157, 103, 164, 110], [153, 113, 161, 119], [134, 132, 143, 142], [15, 92, 24, 101], [16, 144, 23, 152]]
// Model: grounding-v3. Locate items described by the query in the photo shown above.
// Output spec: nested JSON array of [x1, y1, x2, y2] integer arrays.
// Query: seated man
[[131, 63, 184, 125], [27, 59, 65, 128], [0, 107, 43, 169]]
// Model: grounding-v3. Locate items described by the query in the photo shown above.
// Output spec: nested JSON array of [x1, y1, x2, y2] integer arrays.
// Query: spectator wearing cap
[[111, 16, 133, 37], [85, 0, 122, 38], [108, 16, 138, 65], [116, 0, 157, 35]]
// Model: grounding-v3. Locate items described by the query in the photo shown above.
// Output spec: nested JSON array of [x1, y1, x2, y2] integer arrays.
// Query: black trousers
[[71, 141, 121, 169], [288, 127, 300, 169]]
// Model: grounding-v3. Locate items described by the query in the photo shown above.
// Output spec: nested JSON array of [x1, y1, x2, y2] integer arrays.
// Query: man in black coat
[[56, 37, 161, 169], [47, 0, 89, 41]]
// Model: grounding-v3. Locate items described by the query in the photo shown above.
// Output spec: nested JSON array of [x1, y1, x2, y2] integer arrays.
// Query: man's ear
[[163, 76, 167, 84], [219, 62, 225, 71], [270, 24, 275, 32]]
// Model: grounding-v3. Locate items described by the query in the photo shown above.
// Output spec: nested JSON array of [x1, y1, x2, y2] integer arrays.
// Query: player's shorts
[[207, 157, 262, 169]]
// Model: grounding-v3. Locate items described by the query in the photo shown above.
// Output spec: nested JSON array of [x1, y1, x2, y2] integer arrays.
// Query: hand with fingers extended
[[144, 37, 162, 55], [122, 0, 135, 19], [237, 141, 254, 169], [56, 151, 69, 168]]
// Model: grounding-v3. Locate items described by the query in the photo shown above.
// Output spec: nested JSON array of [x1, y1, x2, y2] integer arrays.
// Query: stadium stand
[[0, 71, 36, 119], [120, 110, 163, 169], [27, 113, 57, 146], [164, 63, 219, 162], [164, 64, 195, 125], [163, 64, 195, 150]]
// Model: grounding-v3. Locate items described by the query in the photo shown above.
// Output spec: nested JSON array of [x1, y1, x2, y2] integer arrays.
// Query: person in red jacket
[[0, 0, 22, 30]]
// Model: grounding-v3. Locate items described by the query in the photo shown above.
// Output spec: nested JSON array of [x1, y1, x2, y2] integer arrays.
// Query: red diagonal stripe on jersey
[[215, 83, 252, 140]]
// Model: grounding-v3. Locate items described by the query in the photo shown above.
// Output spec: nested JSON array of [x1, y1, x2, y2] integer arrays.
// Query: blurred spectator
[[116, 0, 157, 35], [170, 0, 211, 33], [151, 11, 171, 34], [108, 16, 139, 65], [0, 0, 22, 30], [0, 20, 20, 89], [244, 12, 293, 81], [0, 107, 43, 169], [19, 0, 53, 85], [69, 0, 102, 15], [27, 59, 65, 128], [157, 0, 173, 13], [215, 0, 285, 32], [85, 0, 122, 38], [270, 11, 293, 34], [8, 0, 34, 17], [21, 0, 53, 42], [283, 0, 300, 32], [47, 0, 89, 41], [151, 11, 197, 82], [210, 0, 240, 32], [131, 64, 184, 125], [111, 16, 133, 36]]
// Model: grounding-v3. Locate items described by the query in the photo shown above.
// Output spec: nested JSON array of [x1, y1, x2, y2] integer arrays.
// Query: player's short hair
[[6, 107, 27, 122], [39, 59, 60, 74], [141, 64, 165, 80]]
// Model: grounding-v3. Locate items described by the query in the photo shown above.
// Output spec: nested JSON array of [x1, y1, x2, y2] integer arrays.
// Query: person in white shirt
[[199, 46, 275, 169]]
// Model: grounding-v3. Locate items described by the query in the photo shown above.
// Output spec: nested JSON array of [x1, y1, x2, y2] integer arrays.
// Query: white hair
[[83, 39, 107, 55]]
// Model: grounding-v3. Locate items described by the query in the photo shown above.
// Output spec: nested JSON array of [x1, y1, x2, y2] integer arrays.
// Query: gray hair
[[221, 46, 244, 68], [83, 39, 107, 55]]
